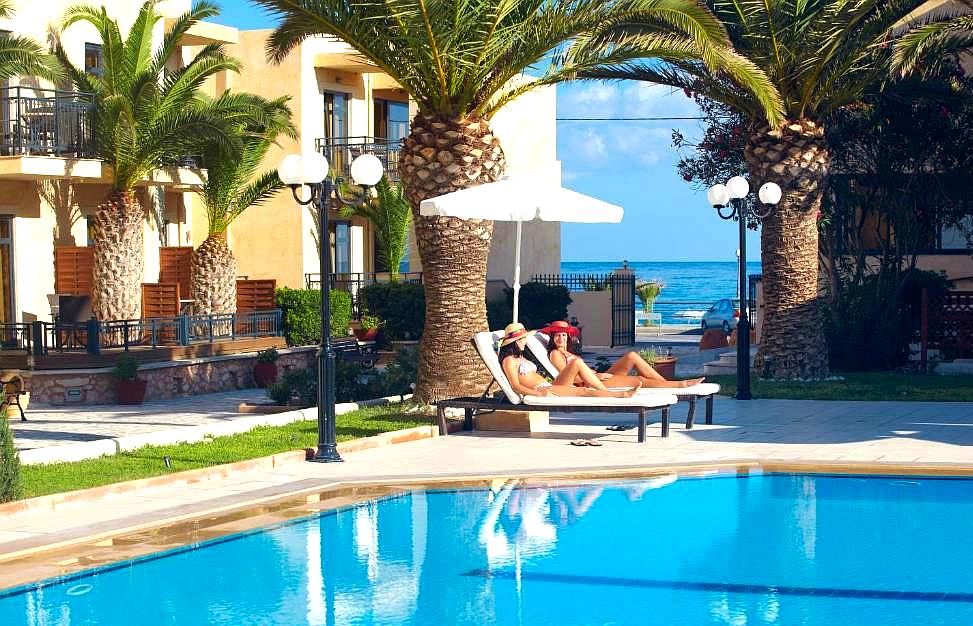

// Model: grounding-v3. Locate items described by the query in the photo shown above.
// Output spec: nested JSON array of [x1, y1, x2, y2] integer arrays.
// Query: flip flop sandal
[[570, 439, 589, 447], [585, 439, 604, 446]]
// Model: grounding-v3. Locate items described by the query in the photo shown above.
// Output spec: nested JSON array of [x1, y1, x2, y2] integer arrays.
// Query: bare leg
[[608, 351, 704, 387], [549, 382, 641, 398], [555, 359, 609, 390]]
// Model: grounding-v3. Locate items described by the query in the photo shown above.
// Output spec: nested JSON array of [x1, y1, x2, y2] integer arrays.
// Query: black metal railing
[[0, 322, 32, 353], [19, 309, 282, 357], [0, 86, 95, 157], [532, 273, 618, 292], [306, 271, 423, 318], [314, 136, 402, 182]]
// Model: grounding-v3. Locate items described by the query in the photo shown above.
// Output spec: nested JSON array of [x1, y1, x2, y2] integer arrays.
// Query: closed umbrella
[[419, 172, 623, 323]]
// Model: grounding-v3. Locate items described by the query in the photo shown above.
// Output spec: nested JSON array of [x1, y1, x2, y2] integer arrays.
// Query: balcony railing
[[0, 87, 95, 157], [315, 136, 402, 182]]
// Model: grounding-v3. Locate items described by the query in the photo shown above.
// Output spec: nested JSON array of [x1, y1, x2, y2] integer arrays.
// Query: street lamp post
[[277, 152, 384, 462], [706, 176, 781, 400]]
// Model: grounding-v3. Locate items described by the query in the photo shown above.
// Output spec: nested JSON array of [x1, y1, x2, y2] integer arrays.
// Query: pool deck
[[2, 394, 973, 589]]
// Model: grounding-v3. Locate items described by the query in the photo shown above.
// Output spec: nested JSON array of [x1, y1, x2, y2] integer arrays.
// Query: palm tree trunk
[[744, 120, 830, 380], [191, 232, 237, 315], [91, 191, 144, 320], [400, 113, 506, 402]]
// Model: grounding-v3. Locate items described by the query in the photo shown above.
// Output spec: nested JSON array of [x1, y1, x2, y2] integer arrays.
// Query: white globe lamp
[[707, 183, 730, 207], [350, 153, 384, 187], [727, 175, 750, 199], [276, 154, 303, 186], [299, 152, 329, 184], [758, 182, 782, 205]]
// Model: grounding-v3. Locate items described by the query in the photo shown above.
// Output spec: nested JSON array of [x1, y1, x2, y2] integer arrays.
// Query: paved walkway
[[11, 389, 267, 452], [3, 396, 973, 571]]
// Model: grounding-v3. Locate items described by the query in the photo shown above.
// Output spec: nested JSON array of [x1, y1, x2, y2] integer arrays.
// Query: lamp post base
[[311, 445, 343, 463]]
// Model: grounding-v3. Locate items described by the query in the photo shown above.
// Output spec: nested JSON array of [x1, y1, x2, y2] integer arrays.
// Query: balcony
[[315, 136, 402, 183], [0, 87, 95, 158]]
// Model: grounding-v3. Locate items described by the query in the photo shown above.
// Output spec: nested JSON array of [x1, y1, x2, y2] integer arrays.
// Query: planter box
[[253, 362, 278, 388], [651, 356, 677, 380], [117, 379, 147, 405]]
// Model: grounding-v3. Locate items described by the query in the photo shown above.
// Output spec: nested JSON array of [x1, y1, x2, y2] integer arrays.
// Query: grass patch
[[21, 403, 431, 500], [709, 372, 973, 402]]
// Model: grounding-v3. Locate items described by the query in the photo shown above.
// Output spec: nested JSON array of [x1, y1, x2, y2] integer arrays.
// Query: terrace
[[0, 86, 94, 158]]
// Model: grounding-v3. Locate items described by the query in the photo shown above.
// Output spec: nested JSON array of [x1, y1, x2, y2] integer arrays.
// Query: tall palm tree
[[0, 0, 62, 82], [52, 1, 244, 320], [581, 0, 967, 380], [253, 0, 780, 401], [193, 95, 295, 315]]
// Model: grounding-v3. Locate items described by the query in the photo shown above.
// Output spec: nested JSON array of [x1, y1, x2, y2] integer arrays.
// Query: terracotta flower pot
[[354, 328, 378, 342], [253, 361, 279, 388], [117, 379, 147, 405], [651, 356, 678, 380]]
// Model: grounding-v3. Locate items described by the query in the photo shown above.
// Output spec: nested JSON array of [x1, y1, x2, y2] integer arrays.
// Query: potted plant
[[354, 314, 383, 342], [635, 280, 664, 327], [253, 348, 280, 388], [1, 374, 28, 420], [639, 347, 678, 380], [114, 355, 146, 405]]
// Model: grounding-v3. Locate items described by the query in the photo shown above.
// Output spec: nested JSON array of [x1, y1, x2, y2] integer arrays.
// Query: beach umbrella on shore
[[419, 170, 623, 323]]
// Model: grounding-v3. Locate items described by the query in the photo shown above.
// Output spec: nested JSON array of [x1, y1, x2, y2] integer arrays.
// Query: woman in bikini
[[498, 323, 640, 398], [541, 320, 705, 389]]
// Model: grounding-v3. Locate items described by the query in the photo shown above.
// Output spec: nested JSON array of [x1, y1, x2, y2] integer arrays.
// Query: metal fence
[[306, 272, 424, 318], [921, 289, 973, 367], [0, 86, 95, 157], [314, 136, 402, 182], [8, 309, 283, 357]]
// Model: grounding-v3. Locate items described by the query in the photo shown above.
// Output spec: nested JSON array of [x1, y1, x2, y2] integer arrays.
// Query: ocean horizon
[[559, 260, 762, 324]]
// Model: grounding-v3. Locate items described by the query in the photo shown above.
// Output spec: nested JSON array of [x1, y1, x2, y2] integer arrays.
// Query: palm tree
[[52, 1, 244, 320], [0, 0, 62, 82], [340, 178, 412, 281], [581, 0, 968, 380], [193, 96, 295, 315], [253, 0, 780, 401], [893, 1, 973, 77]]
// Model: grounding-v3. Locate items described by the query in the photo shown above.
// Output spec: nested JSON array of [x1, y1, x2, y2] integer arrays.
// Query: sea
[[560, 260, 762, 325]]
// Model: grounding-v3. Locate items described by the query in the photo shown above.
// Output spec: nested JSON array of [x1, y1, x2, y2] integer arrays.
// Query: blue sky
[[214, 2, 761, 263]]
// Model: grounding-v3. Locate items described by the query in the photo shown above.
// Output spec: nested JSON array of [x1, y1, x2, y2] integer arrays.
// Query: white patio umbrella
[[419, 173, 623, 323]]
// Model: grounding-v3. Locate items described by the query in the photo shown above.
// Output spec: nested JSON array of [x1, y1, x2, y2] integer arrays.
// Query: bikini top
[[518, 359, 538, 376]]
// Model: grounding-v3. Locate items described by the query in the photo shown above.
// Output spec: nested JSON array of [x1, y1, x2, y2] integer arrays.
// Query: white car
[[701, 299, 739, 333]]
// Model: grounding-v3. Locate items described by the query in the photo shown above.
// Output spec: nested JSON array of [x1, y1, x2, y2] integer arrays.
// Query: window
[[374, 99, 409, 142], [84, 43, 103, 76], [323, 92, 348, 141], [330, 221, 351, 275]]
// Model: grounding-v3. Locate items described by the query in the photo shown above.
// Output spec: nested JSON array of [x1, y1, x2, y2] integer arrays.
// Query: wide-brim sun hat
[[539, 320, 579, 337], [500, 322, 536, 347]]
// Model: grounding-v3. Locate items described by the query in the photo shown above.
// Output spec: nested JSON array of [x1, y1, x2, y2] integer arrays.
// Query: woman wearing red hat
[[542, 320, 704, 389], [498, 323, 640, 398]]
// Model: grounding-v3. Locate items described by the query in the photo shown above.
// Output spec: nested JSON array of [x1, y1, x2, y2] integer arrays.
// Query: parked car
[[701, 299, 739, 333]]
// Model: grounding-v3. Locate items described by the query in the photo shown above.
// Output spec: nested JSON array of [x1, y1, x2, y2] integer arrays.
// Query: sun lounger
[[528, 334, 720, 429], [434, 331, 678, 442]]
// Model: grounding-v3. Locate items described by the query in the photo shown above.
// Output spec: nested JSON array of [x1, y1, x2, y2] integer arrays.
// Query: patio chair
[[434, 331, 678, 442], [528, 333, 720, 429]]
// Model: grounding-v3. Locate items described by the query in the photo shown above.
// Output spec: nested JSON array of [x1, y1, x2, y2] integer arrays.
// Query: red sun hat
[[539, 320, 579, 337]]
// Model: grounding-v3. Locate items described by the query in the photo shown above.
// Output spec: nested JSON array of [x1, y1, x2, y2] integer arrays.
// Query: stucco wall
[[567, 290, 612, 347]]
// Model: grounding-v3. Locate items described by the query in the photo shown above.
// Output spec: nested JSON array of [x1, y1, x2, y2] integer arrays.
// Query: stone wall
[[21, 348, 316, 406]]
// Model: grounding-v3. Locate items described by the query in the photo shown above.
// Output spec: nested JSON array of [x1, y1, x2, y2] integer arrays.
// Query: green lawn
[[21, 403, 432, 499], [708, 372, 973, 402]]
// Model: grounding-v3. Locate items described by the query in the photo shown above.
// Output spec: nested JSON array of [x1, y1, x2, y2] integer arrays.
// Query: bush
[[276, 288, 353, 346], [0, 393, 22, 502], [824, 269, 952, 371], [360, 282, 425, 339], [486, 297, 512, 331], [256, 348, 279, 363], [504, 282, 572, 330], [378, 345, 419, 397], [113, 356, 139, 381], [267, 367, 318, 407]]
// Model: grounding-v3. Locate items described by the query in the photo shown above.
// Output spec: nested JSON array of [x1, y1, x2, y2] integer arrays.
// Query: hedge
[[275, 287, 353, 346], [360, 281, 425, 339]]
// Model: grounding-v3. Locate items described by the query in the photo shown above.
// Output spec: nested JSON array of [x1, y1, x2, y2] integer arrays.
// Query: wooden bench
[[331, 336, 378, 369], [1, 375, 27, 421]]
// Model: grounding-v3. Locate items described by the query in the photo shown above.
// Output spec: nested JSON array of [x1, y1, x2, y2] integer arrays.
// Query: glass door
[[324, 92, 349, 175], [329, 221, 351, 275], [0, 217, 14, 323]]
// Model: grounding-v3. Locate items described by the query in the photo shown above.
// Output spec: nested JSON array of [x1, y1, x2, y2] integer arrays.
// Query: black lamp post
[[707, 176, 781, 400], [277, 152, 384, 462]]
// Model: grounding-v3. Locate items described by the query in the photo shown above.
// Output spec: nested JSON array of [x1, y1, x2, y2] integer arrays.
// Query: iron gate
[[611, 273, 636, 347]]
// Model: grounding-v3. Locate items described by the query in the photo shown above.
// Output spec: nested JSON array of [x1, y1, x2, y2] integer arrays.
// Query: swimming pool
[[3, 471, 973, 625]]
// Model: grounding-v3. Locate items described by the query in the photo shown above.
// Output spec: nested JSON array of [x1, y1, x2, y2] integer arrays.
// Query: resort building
[[0, 0, 560, 329]]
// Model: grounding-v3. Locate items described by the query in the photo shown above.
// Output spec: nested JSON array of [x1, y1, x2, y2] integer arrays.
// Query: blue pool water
[[4, 473, 973, 625]]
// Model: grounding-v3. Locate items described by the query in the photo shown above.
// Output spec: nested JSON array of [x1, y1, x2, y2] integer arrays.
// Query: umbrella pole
[[512, 220, 522, 324]]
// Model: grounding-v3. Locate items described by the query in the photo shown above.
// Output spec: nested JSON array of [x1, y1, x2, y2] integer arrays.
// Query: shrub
[[360, 282, 425, 339], [276, 288, 353, 346], [504, 282, 572, 331], [256, 348, 279, 363], [486, 297, 512, 331], [113, 355, 139, 381], [0, 392, 22, 502], [266, 367, 318, 407], [379, 345, 419, 397]]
